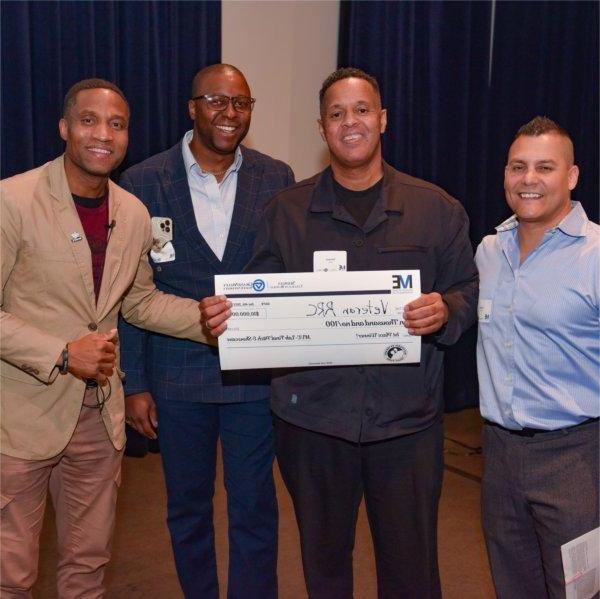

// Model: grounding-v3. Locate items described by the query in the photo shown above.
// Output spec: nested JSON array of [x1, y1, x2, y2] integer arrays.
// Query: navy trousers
[[156, 398, 277, 599]]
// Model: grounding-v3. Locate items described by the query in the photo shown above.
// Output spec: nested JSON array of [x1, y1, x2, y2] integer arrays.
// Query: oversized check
[[214, 270, 421, 370]]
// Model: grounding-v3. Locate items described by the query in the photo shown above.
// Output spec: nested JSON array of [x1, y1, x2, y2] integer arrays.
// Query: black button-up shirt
[[246, 164, 478, 442]]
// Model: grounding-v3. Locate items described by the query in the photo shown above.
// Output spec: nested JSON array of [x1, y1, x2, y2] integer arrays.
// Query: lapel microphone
[[106, 219, 116, 243]]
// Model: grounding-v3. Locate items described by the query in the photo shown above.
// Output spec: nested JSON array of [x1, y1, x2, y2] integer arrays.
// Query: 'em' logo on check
[[392, 274, 413, 290]]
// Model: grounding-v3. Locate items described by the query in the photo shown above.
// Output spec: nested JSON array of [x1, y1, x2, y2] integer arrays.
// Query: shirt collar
[[309, 161, 396, 213], [181, 129, 243, 177], [496, 201, 589, 238]]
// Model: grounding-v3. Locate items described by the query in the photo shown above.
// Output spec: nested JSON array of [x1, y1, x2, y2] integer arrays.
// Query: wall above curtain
[[1, 0, 221, 179]]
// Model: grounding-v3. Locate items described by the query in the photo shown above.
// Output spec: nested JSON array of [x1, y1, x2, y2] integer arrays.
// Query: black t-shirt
[[331, 176, 383, 228]]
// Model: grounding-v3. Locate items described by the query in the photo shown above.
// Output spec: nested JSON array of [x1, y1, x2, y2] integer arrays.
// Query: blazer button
[[32, 369, 40, 375], [88, 322, 98, 331], [353, 237, 364, 247]]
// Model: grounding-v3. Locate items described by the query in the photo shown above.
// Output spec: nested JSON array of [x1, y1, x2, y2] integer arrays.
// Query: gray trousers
[[482, 419, 599, 599]]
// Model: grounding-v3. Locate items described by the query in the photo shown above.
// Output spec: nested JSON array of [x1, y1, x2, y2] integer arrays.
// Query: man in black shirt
[[201, 68, 478, 598]]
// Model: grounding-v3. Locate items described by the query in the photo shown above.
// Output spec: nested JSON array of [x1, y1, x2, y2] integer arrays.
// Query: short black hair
[[62, 78, 128, 117], [514, 116, 571, 142], [319, 67, 380, 111], [191, 63, 247, 98]]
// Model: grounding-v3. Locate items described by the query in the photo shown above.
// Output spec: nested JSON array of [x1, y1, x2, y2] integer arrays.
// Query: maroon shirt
[[72, 190, 109, 300]]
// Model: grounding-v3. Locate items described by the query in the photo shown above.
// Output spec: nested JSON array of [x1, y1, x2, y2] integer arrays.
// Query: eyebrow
[[508, 158, 558, 165], [327, 100, 372, 108]]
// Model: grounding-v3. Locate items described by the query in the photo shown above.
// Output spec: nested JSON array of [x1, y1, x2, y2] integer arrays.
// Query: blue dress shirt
[[476, 202, 599, 430], [182, 129, 242, 260]]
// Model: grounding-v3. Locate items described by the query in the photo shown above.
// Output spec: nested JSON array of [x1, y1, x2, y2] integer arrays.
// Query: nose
[[342, 111, 357, 128], [223, 99, 238, 119], [93, 121, 113, 141], [522, 167, 538, 185]]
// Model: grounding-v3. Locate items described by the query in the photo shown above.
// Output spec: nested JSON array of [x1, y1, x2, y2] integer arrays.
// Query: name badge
[[150, 241, 176, 264], [478, 299, 492, 322], [313, 251, 347, 272]]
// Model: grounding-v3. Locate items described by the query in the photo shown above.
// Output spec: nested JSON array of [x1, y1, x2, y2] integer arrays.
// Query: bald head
[[191, 64, 248, 98]]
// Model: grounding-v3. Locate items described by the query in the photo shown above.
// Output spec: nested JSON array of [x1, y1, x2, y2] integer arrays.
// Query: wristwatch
[[59, 346, 69, 375]]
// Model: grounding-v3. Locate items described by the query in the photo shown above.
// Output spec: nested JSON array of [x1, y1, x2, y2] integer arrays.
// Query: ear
[[59, 118, 68, 142], [380, 109, 387, 134], [188, 99, 196, 121], [567, 164, 579, 191], [317, 119, 326, 142]]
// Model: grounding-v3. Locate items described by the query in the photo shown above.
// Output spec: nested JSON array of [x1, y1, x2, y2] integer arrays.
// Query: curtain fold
[[1, 0, 221, 178]]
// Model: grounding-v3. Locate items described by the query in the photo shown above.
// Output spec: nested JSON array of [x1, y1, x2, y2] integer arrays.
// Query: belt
[[485, 417, 599, 438], [85, 379, 98, 389]]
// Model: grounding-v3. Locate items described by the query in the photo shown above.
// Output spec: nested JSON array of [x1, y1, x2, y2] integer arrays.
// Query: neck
[[330, 157, 384, 191], [64, 158, 108, 198], [516, 202, 572, 263], [189, 135, 235, 176]]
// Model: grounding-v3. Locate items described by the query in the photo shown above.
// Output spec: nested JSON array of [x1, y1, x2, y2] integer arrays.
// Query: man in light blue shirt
[[476, 116, 599, 599], [118, 64, 294, 599]]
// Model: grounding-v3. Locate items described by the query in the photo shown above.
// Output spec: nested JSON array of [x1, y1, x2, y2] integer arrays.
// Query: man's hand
[[403, 293, 449, 336], [67, 329, 118, 381], [199, 295, 232, 337], [125, 392, 158, 440]]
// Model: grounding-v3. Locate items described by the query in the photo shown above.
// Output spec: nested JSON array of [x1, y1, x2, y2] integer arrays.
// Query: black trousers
[[275, 417, 444, 599]]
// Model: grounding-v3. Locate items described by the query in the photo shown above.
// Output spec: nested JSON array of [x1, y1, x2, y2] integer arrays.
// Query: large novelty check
[[214, 270, 421, 370]]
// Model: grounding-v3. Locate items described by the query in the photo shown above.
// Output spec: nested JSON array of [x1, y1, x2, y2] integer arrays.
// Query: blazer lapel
[[221, 150, 262, 269], [96, 181, 126, 318], [164, 145, 223, 271], [48, 157, 96, 309]]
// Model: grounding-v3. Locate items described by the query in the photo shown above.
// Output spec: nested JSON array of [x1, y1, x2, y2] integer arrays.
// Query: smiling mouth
[[87, 147, 112, 156], [215, 124, 237, 134], [342, 133, 362, 143], [518, 192, 542, 198]]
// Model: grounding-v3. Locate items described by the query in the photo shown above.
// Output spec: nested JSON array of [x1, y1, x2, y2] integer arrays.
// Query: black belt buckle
[[515, 427, 538, 437], [85, 378, 98, 389]]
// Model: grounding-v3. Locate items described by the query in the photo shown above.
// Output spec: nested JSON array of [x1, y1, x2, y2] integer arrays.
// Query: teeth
[[343, 134, 361, 142], [89, 148, 111, 155], [216, 125, 236, 132], [519, 193, 542, 198]]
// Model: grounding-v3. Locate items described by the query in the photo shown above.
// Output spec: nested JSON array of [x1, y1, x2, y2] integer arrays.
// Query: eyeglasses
[[192, 94, 256, 113]]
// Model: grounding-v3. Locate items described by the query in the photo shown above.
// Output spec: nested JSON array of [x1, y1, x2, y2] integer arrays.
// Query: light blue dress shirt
[[476, 202, 599, 430], [182, 129, 243, 260]]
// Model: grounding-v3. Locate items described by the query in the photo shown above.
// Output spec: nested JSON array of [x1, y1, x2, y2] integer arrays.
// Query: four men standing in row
[[1, 63, 597, 599]]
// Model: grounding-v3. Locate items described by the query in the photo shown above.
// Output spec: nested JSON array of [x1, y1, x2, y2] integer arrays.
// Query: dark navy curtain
[[339, 0, 599, 411], [1, 0, 221, 178]]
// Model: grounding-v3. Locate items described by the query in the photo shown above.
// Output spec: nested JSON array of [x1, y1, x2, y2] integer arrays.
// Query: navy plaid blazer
[[118, 141, 294, 403]]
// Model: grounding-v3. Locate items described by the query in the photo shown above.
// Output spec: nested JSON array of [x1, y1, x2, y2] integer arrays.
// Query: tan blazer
[[0, 156, 211, 459]]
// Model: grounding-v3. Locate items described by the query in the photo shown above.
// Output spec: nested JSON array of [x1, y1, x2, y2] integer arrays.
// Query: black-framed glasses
[[192, 94, 256, 113]]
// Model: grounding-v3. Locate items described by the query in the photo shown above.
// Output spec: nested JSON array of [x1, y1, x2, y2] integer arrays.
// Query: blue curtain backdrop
[[339, 0, 599, 411], [1, 0, 221, 179]]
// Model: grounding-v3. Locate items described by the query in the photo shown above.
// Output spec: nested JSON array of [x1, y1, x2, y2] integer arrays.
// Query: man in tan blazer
[[0, 78, 210, 598]]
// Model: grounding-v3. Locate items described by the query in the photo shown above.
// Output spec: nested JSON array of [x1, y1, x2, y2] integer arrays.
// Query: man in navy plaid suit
[[118, 64, 294, 599]]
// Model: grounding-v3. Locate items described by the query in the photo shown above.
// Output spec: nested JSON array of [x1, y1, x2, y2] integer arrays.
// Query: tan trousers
[[0, 391, 122, 598]]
